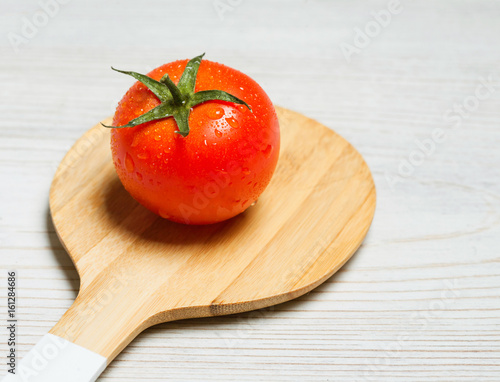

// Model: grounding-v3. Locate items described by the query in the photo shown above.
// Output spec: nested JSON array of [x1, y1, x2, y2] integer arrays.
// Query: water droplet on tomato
[[250, 200, 257, 207], [225, 117, 239, 128], [242, 168, 251, 175], [158, 209, 170, 219], [262, 144, 273, 158], [207, 107, 225, 120], [136, 172, 143, 181], [131, 135, 140, 147], [214, 129, 223, 138], [154, 135, 162, 141], [137, 152, 148, 160], [125, 153, 135, 173]]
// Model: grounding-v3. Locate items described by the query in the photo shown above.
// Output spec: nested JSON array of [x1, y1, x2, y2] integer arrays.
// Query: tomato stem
[[103, 54, 252, 137], [160, 75, 184, 106]]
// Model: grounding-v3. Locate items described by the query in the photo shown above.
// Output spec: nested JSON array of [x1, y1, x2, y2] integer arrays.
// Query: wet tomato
[[109, 54, 280, 224]]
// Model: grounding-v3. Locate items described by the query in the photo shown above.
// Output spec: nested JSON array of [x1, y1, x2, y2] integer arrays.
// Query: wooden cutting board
[[48, 106, 376, 367]]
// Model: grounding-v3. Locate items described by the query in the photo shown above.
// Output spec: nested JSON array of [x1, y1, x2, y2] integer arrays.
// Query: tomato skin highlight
[[110, 59, 280, 225]]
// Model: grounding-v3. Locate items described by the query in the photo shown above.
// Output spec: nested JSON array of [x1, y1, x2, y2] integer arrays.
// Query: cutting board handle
[[1, 333, 106, 382], [1, 276, 155, 381]]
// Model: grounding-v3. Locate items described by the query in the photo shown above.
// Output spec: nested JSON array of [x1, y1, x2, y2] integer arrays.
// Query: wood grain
[[47, 107, 375, 364], [1, 1, 500, 380]]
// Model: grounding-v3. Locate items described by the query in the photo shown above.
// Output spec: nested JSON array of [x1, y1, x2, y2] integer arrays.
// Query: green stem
[[160, 75, 184, 106], [106, 54, 252, 137]]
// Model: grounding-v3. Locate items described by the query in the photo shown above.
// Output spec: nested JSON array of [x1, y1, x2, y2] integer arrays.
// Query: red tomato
[[110, 56, 280, 224]]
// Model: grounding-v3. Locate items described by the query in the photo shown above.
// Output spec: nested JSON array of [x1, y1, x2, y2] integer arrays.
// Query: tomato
[[109, 54, 280, 225]]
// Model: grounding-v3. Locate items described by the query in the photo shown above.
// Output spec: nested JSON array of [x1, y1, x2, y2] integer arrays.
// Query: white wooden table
[[1, 0, 499, 380]]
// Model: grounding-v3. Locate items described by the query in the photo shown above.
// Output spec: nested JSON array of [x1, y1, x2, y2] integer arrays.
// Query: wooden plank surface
[[47, 108, 375, 364], [1, 0, 499, 380]]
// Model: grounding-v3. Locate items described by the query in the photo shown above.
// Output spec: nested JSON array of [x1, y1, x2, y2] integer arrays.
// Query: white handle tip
[[2, 334, 106, 382]]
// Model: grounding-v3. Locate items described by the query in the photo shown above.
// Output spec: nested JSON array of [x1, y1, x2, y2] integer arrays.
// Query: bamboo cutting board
[[6, 107, 376, 381]]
